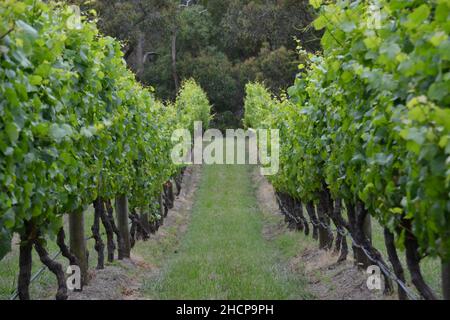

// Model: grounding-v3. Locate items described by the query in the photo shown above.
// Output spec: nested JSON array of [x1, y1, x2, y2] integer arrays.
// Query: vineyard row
[[244, 0, 450, 300], [0, 0, 211, 300]]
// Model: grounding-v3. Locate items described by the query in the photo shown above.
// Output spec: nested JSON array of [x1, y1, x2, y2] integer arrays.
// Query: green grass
[[142, 163, 311, 299], [133, 223, 189, 272]]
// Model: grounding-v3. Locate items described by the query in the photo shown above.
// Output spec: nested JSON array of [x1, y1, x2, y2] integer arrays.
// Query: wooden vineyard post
[[69, 210, 89, 287], [18, 222, 33, 300], [360, 213, 372, 268], [115, 194, 131, 258]]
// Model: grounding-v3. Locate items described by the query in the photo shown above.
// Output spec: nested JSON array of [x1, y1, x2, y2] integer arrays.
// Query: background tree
[[72, 0, 319, 127]]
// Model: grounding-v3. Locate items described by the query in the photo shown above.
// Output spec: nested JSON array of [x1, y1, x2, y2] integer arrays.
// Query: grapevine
[[0, 0, 211, 299], [244, 0, 449, 299]]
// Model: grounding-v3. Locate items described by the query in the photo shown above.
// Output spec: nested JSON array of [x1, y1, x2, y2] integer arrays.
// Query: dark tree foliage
[[72, 0, 319, 126]]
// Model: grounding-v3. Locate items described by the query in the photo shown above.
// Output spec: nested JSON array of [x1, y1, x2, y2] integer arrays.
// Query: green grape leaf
[[5, 122, 20, 143], [49, 124, 73, 143], [309, 0, 322, 9], [16, 20, 38, 40], [405, 4, 430, 29]]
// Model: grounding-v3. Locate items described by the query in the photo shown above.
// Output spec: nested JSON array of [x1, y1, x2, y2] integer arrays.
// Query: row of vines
[[244, 0, 449, 300], [0, 0, 211, 300]]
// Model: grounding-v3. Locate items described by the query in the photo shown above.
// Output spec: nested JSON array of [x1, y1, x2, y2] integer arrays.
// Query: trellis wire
[[276, 195, 420, 300]]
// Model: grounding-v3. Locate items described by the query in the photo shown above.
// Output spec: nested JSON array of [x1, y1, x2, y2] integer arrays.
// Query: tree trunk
[[384, 228, 408, 300], [34, 240, 68, 300], [115, 194, 131, 258], [105, 199, 124, 259], [306, 201, 319, 240], [98, 199, 115, 262], [332, 198, 348, 263], [171, 30, 179, 94], [288, 196, 296, 229], [164, 181, 175, 209], [69, 210, 88, 286], [276, 192, 296, 229], [174, 174, 182, 196], [18, 222, 33, 300], [92, 199, 105, 269], [294, 198, 308, 235], [136, 31, 145, 80], [159, 192, 166, 225], [353, 201, 372, 269], [161, 189, 169, 218], [342, 201, 392, 293], [403, 219, 438, 300], [140, 211, 150, 240], [317, 192, 333, 250], [56, 227, 78, 266], [346, 201, 362, 266], [362, 210, 372, 245], [442, 260, 450, 300], [129, 209, 148, 241], [129, 212, 136, 249]]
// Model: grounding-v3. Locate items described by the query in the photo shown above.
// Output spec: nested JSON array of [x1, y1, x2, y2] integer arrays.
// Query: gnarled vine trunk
[[174, 174, 182, 196], [159, 193, 166, 225], [305, 201, 319, 240], [317, 191, 333, 250], [403, 219, 438, 300], [34, 239, 68, 300], [346, 201, 362, 266], [92, 199, 105, 269], [294, 198, 309, 235], [98, 199, 115, 262], [164, 181, 175, 210], [354, 201, 372, 269], [331, 198, 348, 262], [105, 199, 124, 260], [56, 227, 78, 267], [384, 228, 407, 300], [140, 211, 150, 240]]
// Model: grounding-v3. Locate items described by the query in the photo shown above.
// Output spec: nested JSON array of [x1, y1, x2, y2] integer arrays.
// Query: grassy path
[[144, 163, 310, 299]]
